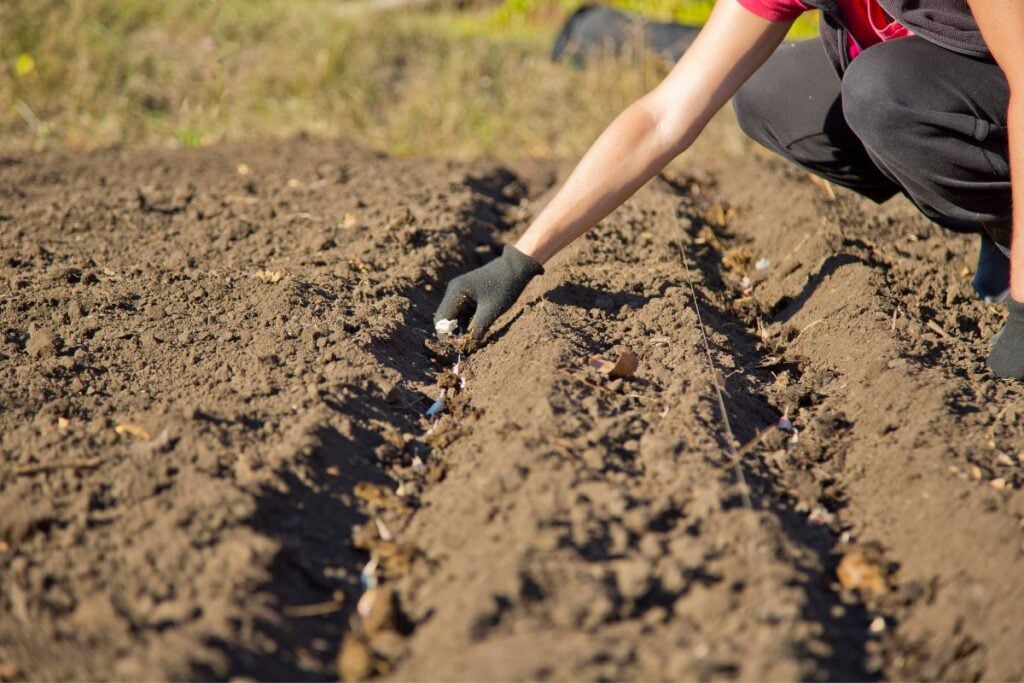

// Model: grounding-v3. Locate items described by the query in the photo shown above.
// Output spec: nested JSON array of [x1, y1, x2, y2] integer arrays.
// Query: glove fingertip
[[468, 307, 499, 342], [435, 282, 469, 323]]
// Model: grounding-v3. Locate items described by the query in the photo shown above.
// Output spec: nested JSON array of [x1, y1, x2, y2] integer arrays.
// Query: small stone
[[868, 616, 886, 633], [71, 594, 128, 634], [26, 328, 60, 359], [68, 300, 85, 320], [621, 508, 650, 534], [638, 534, 662, 559], [581, 448, 604, 470], [642, 605, 668, 626], [614, 558, 653, 602]]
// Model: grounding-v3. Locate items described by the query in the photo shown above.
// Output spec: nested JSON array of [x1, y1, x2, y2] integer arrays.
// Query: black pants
[[732, 37, 1011, 239]]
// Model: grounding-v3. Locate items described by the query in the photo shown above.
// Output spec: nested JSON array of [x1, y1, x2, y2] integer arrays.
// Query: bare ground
[[1, 133, 1023, 682]]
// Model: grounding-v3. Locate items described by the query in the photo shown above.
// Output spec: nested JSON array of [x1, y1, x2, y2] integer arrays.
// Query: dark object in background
[[551, 5, 700, 67]]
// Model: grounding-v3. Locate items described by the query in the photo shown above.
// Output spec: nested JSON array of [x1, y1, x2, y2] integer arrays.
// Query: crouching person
[[436, 0, 1024, 379]]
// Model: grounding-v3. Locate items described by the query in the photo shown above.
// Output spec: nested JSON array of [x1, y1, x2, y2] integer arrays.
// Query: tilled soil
[[1, 136, 1022, 682]]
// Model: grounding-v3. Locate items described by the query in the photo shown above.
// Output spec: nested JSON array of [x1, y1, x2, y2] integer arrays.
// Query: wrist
[[503, 244, 544, 277], [512, 235, 551, 266]]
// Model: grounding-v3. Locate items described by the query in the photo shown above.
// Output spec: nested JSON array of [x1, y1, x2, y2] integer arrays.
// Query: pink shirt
[[737, 0, 913, 59]]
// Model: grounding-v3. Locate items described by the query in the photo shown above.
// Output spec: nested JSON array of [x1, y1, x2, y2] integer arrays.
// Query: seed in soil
[[435, 319, 459, 337]]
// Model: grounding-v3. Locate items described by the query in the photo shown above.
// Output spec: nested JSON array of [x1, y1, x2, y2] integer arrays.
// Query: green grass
[[0, 0, 817, 157], [487, 0, 818, 37]]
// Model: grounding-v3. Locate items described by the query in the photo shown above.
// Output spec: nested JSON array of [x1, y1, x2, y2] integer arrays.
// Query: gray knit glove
[[434, 245, 543, 342], [987, 299, 1024, 379]]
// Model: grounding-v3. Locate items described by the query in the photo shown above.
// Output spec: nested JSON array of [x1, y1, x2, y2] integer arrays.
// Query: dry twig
[[283, 598, 346, 618], [926, 319, 949, 339]]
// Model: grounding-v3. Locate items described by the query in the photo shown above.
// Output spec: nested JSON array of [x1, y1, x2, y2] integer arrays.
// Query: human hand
[[987, 299, 1024, 379], [434, 245, 543, 343]]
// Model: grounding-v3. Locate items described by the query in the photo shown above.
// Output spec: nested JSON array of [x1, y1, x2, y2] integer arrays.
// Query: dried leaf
[[354, 482, 408, 515], [806, 173, 837, 200], [588, 347, 638, 378], [252, 270, 283, 284], [837, 548, 887, 596]]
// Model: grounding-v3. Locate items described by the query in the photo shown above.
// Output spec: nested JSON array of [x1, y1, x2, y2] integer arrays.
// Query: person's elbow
[[635, 88, 703, 158]]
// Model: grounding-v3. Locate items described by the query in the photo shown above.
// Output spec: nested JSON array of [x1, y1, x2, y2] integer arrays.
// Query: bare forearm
[[510, 0, 788, 265], [1009, 94, 1024, 301], [514, 98, 691, 264]]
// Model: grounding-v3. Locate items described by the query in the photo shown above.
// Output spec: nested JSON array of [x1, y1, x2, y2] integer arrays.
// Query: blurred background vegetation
[[0, 0, 816, 158]]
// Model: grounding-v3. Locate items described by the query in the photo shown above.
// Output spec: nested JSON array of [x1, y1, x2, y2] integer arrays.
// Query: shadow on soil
[[674, 214, 875, 680], [210, 170, 534, 680], [209, 421, 393, 680]]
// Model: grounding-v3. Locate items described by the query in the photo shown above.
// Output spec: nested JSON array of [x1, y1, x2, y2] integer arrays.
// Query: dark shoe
[[972, 232, 1010, 304]]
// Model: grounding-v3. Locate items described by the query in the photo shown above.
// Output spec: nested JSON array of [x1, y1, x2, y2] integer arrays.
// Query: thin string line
[[675, 241, 754, 513], [675, 238, 782, 637]]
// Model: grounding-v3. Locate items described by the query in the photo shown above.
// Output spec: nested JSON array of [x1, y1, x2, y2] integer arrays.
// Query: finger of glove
[[435, 279, 474, 324], [468, 300, 504, 341]]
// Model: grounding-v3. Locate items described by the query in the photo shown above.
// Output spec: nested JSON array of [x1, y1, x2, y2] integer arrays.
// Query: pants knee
[[840, 46, 913, 153], [733, 75, 778, 151]]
